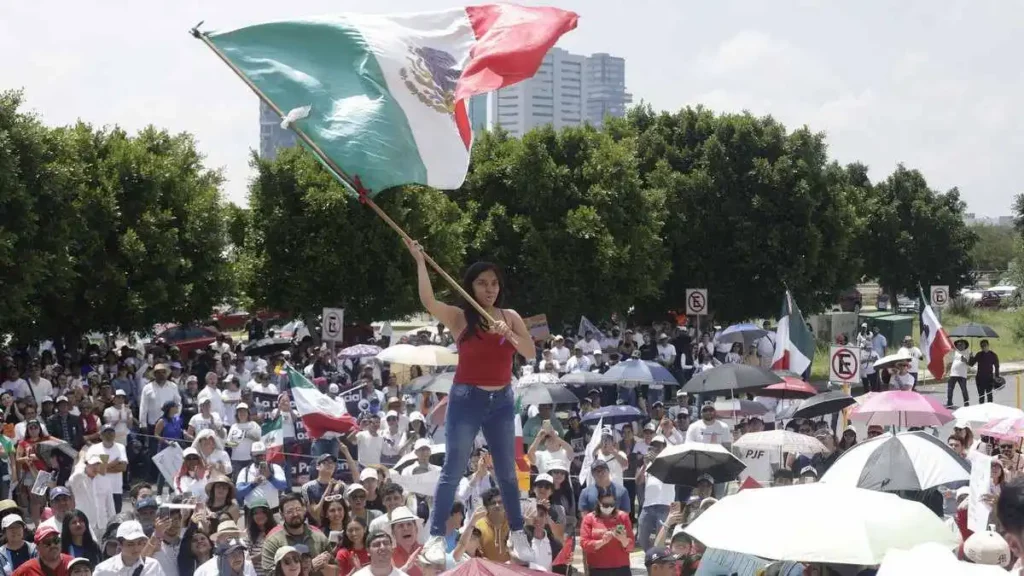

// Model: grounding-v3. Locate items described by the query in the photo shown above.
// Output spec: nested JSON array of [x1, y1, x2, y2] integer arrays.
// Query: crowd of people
[[0, 310, 1019, 575]]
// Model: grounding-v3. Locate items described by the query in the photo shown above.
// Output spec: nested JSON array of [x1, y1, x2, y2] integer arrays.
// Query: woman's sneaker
[[421, 535, 447, 566]]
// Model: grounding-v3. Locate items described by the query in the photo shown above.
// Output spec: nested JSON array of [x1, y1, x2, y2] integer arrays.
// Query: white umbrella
[[733, 430, 827, 454], [683, 483, 957, 565], [820, 431, 970, 491], [874, 352, 912, 370], [712, 399, 768, 419], [877, 543, 1009, 575], [392, 443, 446, 473], [376, 344, 458, 367], [953, 403, 1024, 428], [517, 372, 560, 386]]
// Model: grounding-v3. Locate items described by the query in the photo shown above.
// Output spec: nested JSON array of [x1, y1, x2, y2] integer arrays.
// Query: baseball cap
[[385, 410, 399, 420], [650, 435, 668, 445], [1, 515, 24, 530], [55, 396, 68, 404], [136, 496, 159, 510], [652, 400, 665, 408], [251, 442, 266, 455], [182, 447, 201, 458], [86, 453, 104, 465], [413, 438, 432, 452], [328, 384, 340, 394], [964, 530, 1011, 566], [591, 459, 609, 471], [546, 460, 570, 473], [114, 389, 127, 397], [67, 558, 92, 571], [360, 468, 379, 482], [316, 453, 337, 465], [49, 487, 71, 500], [116, 520, 147, 541], [101, 423, 115, 433], [645, 548, 679, 567], [409, 411, 425, 423], [34, 525, 59, 544], [388, 506, 417, 525], [644, 422, 657, 432], [799, 465, 818, 478], [534, 473, 554, 486], [696, 473, 714, 485], [235, 403, 249, 412], [153, 363, 169, 372], [274, 546, 300, 566], [345, 483, 367, 497]]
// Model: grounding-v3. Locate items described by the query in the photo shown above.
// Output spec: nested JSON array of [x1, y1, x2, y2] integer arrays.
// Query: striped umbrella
[[821, 431, 970, 491]]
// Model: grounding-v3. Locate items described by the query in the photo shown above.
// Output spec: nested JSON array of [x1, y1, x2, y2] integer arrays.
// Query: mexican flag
[[286, 366, 360, 439], [771, 290, 815, 376], [202, 5, 577, 194], [261, 415, 285, 464], [513, 397, 531, 493], [920, 287, 954, 380]]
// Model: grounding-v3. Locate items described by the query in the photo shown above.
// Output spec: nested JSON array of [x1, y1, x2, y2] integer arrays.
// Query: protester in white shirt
[[139, 365, 181, 428], [197, 371, 226, 416], [103, 390, 134, 445], [755, 323, 776, 369], [227, 403, 262, 473], [898, 336, 925, 386], [636, 436, 675, 549], [549, 336, 571, 365], [537, 350, 561, 373], [947, 339, 971, 407], [25, 364, 53, 404], [188, 396, 225, 439], [592, 428, 628, 484], [236, 442, 288, 510], [656, 334, 677, 369], [582, 332, 603, 356], [93, 521, 163, 576], [685, 403, 732, 447], [527, 424, 573, 474], [353, 414, 384, 466], [88, 425, 130, 512], [564, 346, 592, 373], [1, 367, 30, 400], [69, 454, 117, 538]]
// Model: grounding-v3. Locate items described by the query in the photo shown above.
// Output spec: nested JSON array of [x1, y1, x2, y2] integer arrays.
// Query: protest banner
[[524, 314, 551, 341]]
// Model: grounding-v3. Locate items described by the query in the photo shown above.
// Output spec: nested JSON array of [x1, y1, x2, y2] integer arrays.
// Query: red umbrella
[[757, 378, 817, 399], [441, 558, 553, 576]]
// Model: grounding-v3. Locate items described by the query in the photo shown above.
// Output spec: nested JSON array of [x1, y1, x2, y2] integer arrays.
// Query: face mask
[[600, 505, 615, 515]]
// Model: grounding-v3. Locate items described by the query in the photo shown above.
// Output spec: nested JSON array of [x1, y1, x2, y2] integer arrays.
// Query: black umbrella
[[683, 364, 783, 395], [948, 323, 999, 338], [647, 442, 746, 486], [243, 337, 292, 357], [792, 391, 857, 420]]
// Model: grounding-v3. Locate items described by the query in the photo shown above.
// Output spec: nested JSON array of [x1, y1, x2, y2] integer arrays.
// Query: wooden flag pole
[[192, 26, 505, 332]]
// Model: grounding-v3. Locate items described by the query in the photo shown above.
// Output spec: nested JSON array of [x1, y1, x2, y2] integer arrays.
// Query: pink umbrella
[[978, 417, 1024, 441], [848, 390, 954, 428], [758, 378, 818, 399]]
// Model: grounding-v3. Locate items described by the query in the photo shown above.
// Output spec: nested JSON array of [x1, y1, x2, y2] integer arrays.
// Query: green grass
[[808, 308, 1024, 381]]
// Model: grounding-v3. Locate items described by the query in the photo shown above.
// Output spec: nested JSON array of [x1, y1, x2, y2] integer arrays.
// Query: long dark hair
[[459, 262, 505, 342], [339, 517, 368, 551], [61, 509, 101, 565], [246, 504, 277, 544]]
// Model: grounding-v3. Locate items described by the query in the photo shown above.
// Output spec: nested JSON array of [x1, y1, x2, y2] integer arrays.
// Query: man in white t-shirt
[[685, 403, 732, 447], [636, 435, 674, 549], [537, 349, 560, 374], [25, 363, 54, 404], [897, 336, 924, 388], [755, 322, 776, 369], [103, 390, 135, 445], [550, 336, 570, 365], [581, 331, 603, 357], [87, 425, 129, 512], [1, 366, 30, 400], [402, 439, 441, 476], [354, 414, 384, 466], [197, 372, 226, 416], [188, 396, 225, 438], [592, 427, 628, 484], [564, 345, 592, 374]]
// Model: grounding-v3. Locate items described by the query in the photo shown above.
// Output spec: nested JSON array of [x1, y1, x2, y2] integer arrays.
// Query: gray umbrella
[[948, 323, 999, 338], [405, 372, 454, 394], [559, 371, 612, 387], [683, 364, 783, 395], [792, 391, 856, 420], [515, 383, 580, 405], [820, 431, 970, 491]]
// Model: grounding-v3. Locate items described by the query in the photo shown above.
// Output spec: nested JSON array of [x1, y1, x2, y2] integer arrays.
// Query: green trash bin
[[857, 311, 892, 334], [875, 314, 915, 350]]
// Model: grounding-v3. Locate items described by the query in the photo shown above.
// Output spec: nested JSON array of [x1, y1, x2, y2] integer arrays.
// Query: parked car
[[895, 295, 919, 314], [837, 288, 863, 312], [209, 307, 287, 332], [978, 291, 1002, 308], [989, 285, 1021, 306], [145, 325, 220, 358]]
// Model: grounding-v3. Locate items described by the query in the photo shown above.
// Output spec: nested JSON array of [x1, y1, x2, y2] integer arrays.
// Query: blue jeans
[[637, 504, 668, 550], [429, 383, 524, 536]]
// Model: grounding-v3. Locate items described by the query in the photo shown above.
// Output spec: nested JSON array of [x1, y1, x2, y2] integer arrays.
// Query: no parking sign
[[829, 345, 860, 383]]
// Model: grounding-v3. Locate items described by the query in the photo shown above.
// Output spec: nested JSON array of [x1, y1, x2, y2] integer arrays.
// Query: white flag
[[578, 316, 606, 341], [577, 417, 604, 487]]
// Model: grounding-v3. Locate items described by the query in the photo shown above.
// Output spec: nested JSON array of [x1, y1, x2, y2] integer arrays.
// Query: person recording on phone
[[580, 485, 634, 576], [523, 404, 564, 448], [527, 421, 572, 475], [236, 442, 288, 513]]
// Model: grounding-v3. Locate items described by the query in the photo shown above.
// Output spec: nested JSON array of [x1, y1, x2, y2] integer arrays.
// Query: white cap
[[116, 520, 147, 541], [236, 403, 249, 412], [86, 453, 103, 465], [360, 468, 379, 482], [183, 447, 201, 458], [344, 483, 366, 497], [409, 412, 425, 423], [413, 438, 432, 452], [388, 506, 417, 525], [650, 435, 668, 445], [1, 515, 24, 530], [251, 442, 266, 455], [114, 390, 127, 397], [328, 384, 340, 394], [964, 531, 1011, 567], [385, 410, 399, 420], [534, 473, 554, 485], [55, 396, 68, 404], [546, 460, 570, 473]]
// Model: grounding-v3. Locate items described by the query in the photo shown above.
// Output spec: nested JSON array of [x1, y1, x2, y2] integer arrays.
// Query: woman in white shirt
[[592, 428, 628, 484], [227, 403, 262, 481], [724, 343, 743, 364], [947, 339, 971, 407], [102, 390, 134, 445], [890, 362, 915, 391], [193, 429, 232, 476], [187, 397, 225, 440], [527, 424, 573, 474]]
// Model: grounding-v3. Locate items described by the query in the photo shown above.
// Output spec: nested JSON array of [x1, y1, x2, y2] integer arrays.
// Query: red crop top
[[453, 317, 516, 387]]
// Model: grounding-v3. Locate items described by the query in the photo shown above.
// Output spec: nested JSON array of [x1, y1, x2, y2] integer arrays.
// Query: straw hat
[[205, 472, 236, 503]]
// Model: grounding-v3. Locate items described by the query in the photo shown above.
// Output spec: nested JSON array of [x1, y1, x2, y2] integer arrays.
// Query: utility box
[[874, 314, 915, 349], [809, 312, 860, 343], [858, 311, 893, 334]]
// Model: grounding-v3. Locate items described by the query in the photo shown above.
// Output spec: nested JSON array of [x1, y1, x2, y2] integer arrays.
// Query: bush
[[1011, 311, 1024, 343], [948, 296, 975, 319]]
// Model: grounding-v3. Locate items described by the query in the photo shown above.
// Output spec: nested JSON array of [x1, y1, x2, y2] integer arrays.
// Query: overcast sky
[[2, 1, 1020, 215]]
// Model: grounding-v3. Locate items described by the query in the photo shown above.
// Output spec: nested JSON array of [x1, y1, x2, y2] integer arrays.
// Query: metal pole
[[191, 27, 509, 338]]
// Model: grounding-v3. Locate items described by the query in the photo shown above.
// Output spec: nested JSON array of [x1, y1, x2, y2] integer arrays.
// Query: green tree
[[449, 125, 668, 328], [610, 105, 863, 322], [857, 164, 976, 298], [242, 147, 468, 326], [970, 223, 1016, 273]]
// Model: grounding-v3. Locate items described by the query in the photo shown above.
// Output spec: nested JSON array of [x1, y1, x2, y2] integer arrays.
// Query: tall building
[[467, 94, 489, 137], [585, 53, 632, 127], [491, 47, 629, 136], [259, 101, 297, 160]]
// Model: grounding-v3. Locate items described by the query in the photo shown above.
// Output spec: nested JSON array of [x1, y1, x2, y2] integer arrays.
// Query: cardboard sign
[[735, 447, 773, 484], [523, 314, 551, 341]]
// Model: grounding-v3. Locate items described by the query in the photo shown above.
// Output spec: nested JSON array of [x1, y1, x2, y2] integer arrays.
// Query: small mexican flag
[[261, 415, 285, 464], [771, 290, 815, 376], [286, 366, 360, 439]]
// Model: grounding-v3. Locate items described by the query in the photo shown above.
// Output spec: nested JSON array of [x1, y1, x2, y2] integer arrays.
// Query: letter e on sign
[[930, 286, 949, 308], [322, 307, 344, 341], [829, 345, 860, 383], [685, 289, 708, 316]]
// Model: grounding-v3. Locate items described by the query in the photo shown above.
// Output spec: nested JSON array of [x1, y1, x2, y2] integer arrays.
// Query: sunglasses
[[324, 494, 344, 503], [40, 537, 61, 547]]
